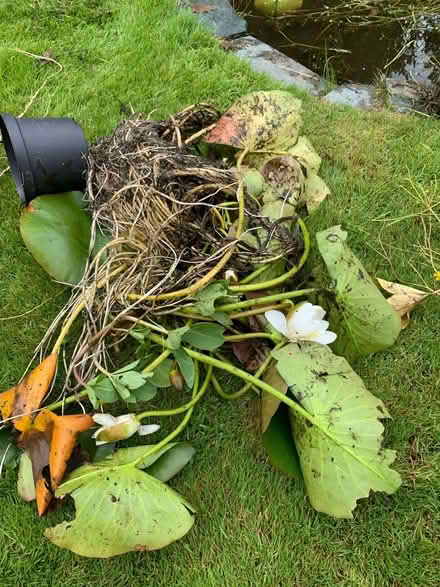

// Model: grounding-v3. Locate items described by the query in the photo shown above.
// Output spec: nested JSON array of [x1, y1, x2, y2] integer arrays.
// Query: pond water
[[235, 0, 440, 85]]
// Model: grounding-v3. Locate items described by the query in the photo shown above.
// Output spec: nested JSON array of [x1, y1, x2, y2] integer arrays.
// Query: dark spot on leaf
[[377, 405, 384, 414], [329, 404, 342, 413], [305, 421, 313, 428], [358, 269, 365, 280], [327, 234, 339, 242]]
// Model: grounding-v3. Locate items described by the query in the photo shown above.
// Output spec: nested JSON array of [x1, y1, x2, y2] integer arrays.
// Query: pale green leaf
[[174, 349, 195, 389], [86, 385, 99, 409], [193, 282, 229, 317], [90, 376, 119, 404], [301, 173, 330, 214], [317, 225, 401, 360], [150, 358, 174, 388], [132, 382, 157, 401], [287, 135, 321, 174], [106, 443, 195, 482], [117, 371, 146, 390], [273, 342, 401, 518], [182, 323, 225, 351], [47, 456, 195, 557], [17, 452, 35, 501], [114, 360, 140, 374], [167, 326, 190, 350]]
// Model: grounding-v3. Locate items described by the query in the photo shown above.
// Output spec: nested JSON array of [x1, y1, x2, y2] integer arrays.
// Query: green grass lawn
[[1, 1, 439, 585]]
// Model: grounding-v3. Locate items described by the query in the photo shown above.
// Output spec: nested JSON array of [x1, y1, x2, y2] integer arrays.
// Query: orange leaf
[[0, 387, 16, 421], [36, 478, 53, 517], [20, 409, 93, 515], [12, 353, 58, 421], [49, 413, 93, 490]]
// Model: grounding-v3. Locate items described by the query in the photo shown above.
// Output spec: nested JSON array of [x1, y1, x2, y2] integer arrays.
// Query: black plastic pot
[[0, 114, 88, 204]]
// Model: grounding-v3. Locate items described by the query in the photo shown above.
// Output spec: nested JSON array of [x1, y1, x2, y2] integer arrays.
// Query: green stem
[[238, 263, 272, 285], [217, 288, 316, 313], [131, 361, 212, 467], [136, 365, 213, 420], [142, 349, 171, 375], [146, 332, 314, 426], [228, 218, 310, 293], [212, 341, 283, 400], [224, 332, 278, 343], [45, 389, 89, 412], [230, 302, 291, 320]]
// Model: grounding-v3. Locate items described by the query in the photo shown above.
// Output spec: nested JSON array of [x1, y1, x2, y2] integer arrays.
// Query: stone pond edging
[[180, 0, 421, 114]]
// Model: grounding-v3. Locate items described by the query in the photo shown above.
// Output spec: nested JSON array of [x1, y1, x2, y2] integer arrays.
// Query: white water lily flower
[[265, 302, 337, 345], [92, 413, 160, 445]]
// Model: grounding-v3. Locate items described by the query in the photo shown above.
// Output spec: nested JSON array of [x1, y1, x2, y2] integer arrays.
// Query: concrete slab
[[224, 35, 326, 96], [323, 84, 377, 109], [180, 0, 247, 38], [387, 79, 420, 113]]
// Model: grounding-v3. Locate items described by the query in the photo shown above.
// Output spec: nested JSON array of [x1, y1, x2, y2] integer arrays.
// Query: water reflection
[[242, 0, 440, 84]]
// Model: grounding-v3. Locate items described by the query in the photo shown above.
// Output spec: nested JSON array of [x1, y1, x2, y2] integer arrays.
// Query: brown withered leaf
[[192, 3, 216, 13], [376, 278, 428, 329], [261, 364, 288, 433]]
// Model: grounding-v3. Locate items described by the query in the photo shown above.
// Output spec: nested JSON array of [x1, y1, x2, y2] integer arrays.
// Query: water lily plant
[[265, 302, 337, 345], [92, 413, 160, 445]]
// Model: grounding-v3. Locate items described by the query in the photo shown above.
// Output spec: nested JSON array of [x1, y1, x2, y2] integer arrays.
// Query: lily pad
[[273, 342, 401, 518], [46, 451, 195, 557], [20, 192, 109, 284], [205, 91, 302, 153], [317, 225, 401, 361]]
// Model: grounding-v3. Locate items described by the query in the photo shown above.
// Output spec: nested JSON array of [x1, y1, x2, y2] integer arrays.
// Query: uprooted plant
[[1, 91, 427, 558]]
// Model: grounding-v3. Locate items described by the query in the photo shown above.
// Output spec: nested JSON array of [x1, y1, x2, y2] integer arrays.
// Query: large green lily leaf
[[316, 225, 401, 360], [20, 192, 108, 285], [46, 450, 195, 558], [272, 342, 401, 518]]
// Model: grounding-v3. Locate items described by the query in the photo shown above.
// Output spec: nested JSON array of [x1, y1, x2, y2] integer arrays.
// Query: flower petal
[[314, 330, 337, 345], [288, 303, 317, 336], [314, 319, 329, 331], [265, 310, 288, 336], [310, 305, 326, 321], [138, 424, 160, 436], [114, 414, 136, 425], [92, 413, 116, 427]]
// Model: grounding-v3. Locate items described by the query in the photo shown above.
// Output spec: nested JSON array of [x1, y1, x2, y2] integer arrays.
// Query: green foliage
[[106, 443, 195, 482], [86, 360, 157, 405], [317, 225, 401, 361], [182, 323, 225, 350], [46, 448, 195, 557], [262, 404, 301, 479], [20, 193, 109, 285], [174, 349, 195, 389], [0, 429, 20, 472], [149, 358, 174, 388], [1, 0, 440, 580], [192, 281, 229, 316], [273, 342, 401, 518], [167, 326, 190, 350]]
